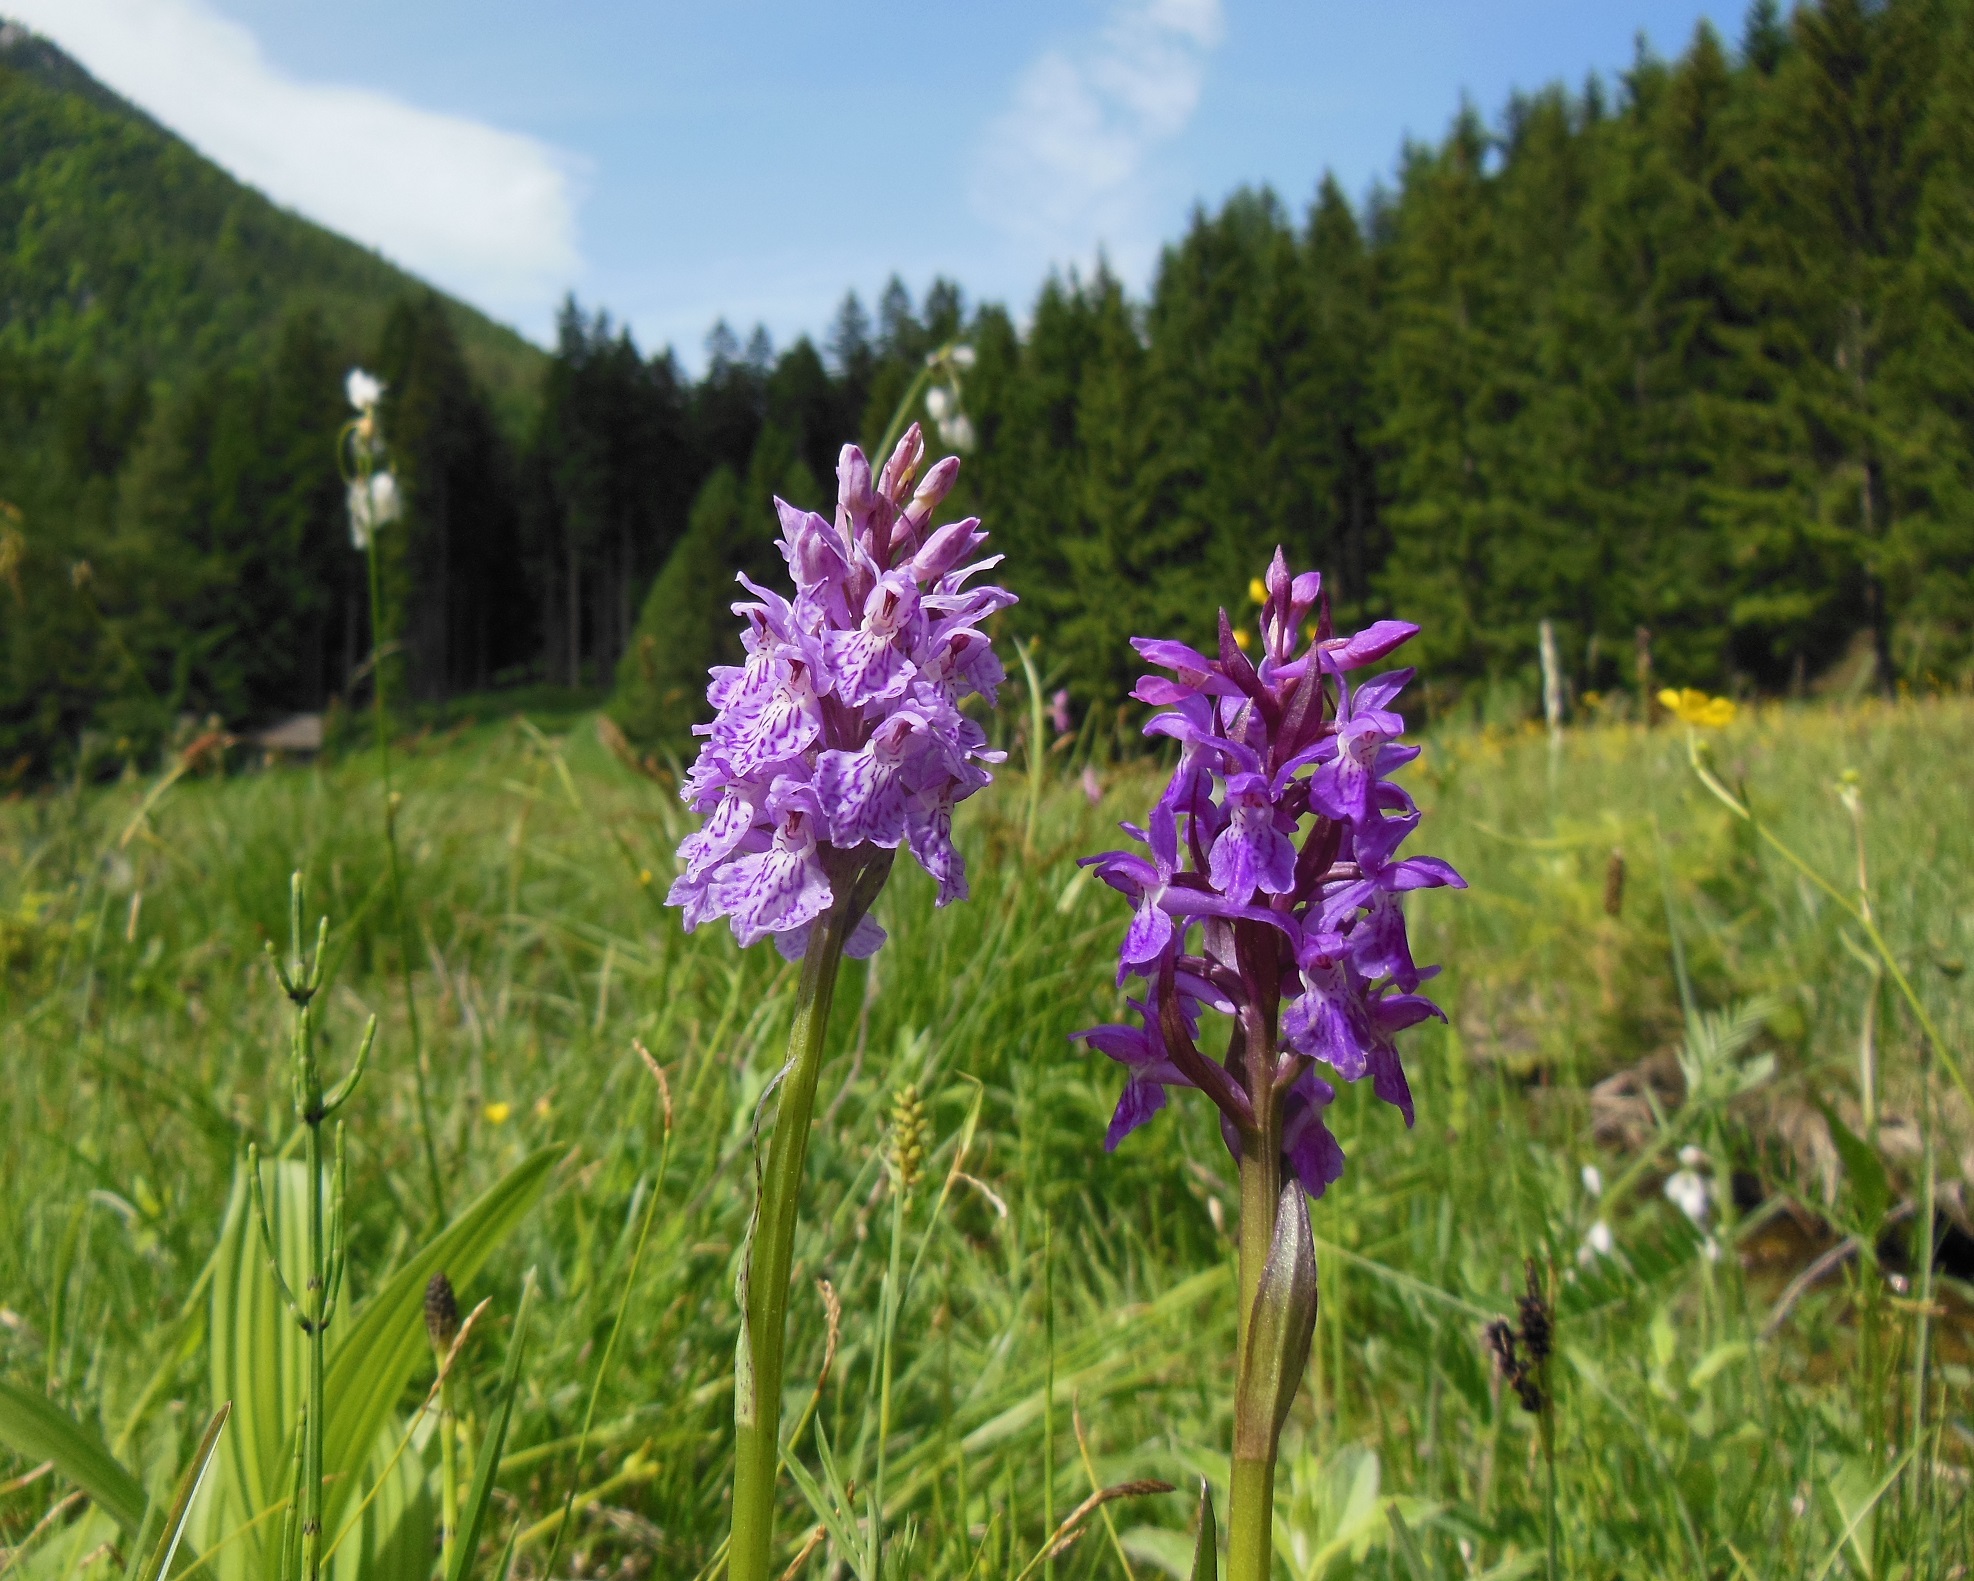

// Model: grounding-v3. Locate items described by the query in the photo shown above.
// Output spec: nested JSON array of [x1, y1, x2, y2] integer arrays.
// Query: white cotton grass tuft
[[346, 367, 385, 413], [1577, 1218, 1614, 1266], [1581, 1162, 1604, 1198], [347, 470, 402, 549]]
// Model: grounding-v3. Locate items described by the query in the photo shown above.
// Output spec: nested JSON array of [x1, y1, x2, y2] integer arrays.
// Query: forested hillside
[[6, 0, 1974, 775], [0, 24, 542, 412], [0, 23, 544, 772]]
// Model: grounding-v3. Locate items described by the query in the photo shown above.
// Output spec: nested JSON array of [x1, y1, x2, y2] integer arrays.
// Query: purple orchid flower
[[1075, 547, 1464, 1199], [667, 425, 1012, 954]]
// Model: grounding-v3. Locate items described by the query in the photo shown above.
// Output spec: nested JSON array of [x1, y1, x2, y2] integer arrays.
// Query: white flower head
[[1577, 1218, 1615, 1265], [925, 385, 954, 422], [346, 368, 386, 413], [1678, 1144, 1708, 1170], [1581, 1163, 1604, 1199], [948, 344, 977, 370], [370, 470, 401, 525], [348, 481, 374, 549], [1664, 1168, 1710, 1228], [937, 413, 976, 453], [347, 470, 402, 550]]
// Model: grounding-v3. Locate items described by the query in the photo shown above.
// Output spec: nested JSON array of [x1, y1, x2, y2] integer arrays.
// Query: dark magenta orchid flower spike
[[1075, 549, 1460, 1581]]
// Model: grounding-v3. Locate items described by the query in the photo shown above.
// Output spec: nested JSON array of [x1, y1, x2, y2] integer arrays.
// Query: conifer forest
[[5, 0, 1974, 770]]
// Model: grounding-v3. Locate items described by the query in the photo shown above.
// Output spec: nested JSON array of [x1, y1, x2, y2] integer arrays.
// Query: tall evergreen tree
[[376, 292, 524, 699], [610, 424, 823, 750], [1376, 107, 1524, 678], [528, 298, 695, 689]]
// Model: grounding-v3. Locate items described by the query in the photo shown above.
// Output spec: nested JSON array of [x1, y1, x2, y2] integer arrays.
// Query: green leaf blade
[[0, 1378, 149, 1536]]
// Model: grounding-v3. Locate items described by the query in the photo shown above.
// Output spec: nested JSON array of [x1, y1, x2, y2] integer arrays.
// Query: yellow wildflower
[[483, 1101, 512, 1125], [1232, 627, 1254, 652], [1657, 688, 1737, 728], [1248, 577, 1267, 605]]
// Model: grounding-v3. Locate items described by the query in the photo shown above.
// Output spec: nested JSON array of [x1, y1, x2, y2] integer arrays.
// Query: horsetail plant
[[248, 872, 376, 1581], [1076, 551, 1462, 1581], [665, 422, 1013, 1581]]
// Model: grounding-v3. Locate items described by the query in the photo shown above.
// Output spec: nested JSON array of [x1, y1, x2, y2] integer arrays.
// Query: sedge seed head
[[424, 1271, 459, 1353], [889, 1084, 929, 1192]]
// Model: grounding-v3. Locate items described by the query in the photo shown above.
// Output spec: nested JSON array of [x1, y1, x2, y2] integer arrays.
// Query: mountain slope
[[0, 20, 544, 429]]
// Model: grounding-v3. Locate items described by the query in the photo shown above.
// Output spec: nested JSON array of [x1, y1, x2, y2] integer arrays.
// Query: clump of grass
[[0, 696, 1968, 1578]]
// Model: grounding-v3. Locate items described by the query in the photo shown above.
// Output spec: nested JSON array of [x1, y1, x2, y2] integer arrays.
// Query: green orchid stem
[[728, 900, 855, 1581], [1228, 1143, 1282, 1581]]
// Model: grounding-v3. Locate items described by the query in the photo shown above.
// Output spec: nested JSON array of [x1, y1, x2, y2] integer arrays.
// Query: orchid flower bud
[[910, 517, 987, 583], [1260, 548, 1322, 666], [878, 423, 925, 507], [835, 444, 874, 539], [897, 455, 962, 547]]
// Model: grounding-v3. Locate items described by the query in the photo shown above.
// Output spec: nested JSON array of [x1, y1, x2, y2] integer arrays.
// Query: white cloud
[[971, 0, 1223, 275], [7, 0, 581, 332]]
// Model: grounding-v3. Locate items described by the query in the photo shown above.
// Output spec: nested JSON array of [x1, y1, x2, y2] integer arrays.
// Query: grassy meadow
[[1, 695, 1970, 1580]]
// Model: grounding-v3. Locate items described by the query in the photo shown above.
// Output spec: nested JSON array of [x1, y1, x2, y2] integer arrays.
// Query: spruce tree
[[610, 425, 822, 751], [1375, 106, 1520, 681], [376, 292, 522, 698]]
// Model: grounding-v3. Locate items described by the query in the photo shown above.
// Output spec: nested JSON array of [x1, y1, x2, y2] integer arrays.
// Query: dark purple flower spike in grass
[[672, 426, 1014, 1581], [1074, 548, 1461, 1581]]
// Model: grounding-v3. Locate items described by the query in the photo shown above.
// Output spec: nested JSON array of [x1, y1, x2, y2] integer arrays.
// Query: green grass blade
[[131, 1403, 230, 1581], [1191, 1482, 1217, 1581], [320, 1145, 558, 1534], [780, 1436, 864, 1579], [443, 1274, 536, 1581], [1384, 1505, 1428, 1581], [0, 1378, 148, 1535], [120, 1498, 164, 1581]]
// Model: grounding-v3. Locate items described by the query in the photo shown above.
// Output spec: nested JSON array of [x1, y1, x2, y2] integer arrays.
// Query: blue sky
[[19, 0, 1756, 365]]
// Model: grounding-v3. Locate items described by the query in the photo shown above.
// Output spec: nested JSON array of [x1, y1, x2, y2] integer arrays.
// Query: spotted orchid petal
[[668, 431, 1012, 954]]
